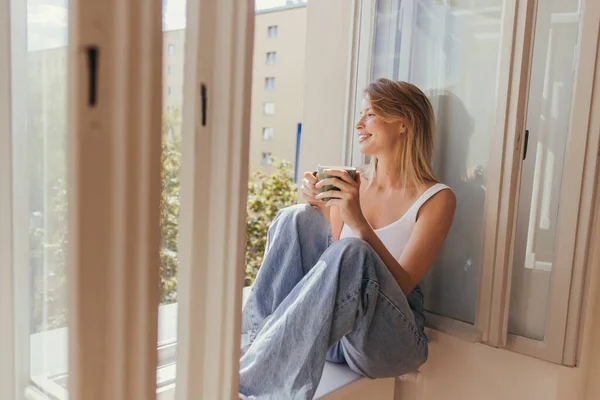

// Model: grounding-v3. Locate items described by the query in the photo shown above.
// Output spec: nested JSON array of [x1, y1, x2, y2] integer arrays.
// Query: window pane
[[508, 0, 583, 340], [158, 0, 186, 390], [263, 127, 274, 140], [265, 77, 276, 89], [246, 3, 306, 286], [369, 0, 505, 323], [268, 25, 278, 38], [23, 0, 69, 394], [264, 102, 275, 115]]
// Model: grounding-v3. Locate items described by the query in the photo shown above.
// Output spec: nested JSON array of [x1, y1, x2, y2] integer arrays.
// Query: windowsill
[[28, 288, 402, 400], [239, 287, 394, 399], [424, 311, 483, 343]]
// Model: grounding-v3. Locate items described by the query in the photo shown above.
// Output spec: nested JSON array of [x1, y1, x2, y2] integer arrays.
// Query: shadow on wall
[[422, 90, 486, 324]]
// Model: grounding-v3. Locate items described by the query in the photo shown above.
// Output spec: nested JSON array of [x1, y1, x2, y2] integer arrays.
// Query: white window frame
[[3, 0, 167, 397], [65, 0, 164, 397], [351, 0, 600, 364], [174, 0, 253, 398], [503, 0, 600, 364], [266, 51, 276, 64], [0, 0, 16, 398], [2, 0, 36, 398]]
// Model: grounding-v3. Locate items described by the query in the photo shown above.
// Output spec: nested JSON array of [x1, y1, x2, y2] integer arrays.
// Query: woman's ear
[[399, 123, 407, 134]]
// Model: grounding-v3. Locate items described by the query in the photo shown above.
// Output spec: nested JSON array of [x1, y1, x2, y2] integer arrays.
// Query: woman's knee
[[328, 237, 374, 258], [345, 345, 427, 379], [274, 203, 325, 228]]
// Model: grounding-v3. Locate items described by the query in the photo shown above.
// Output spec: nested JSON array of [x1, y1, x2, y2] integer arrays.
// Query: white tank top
[[339, 183, 452, 261]]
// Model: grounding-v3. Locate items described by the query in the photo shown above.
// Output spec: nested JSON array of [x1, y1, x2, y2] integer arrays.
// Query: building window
[[267, 25, 278, 38], [168, 44, 175, 55], [264, 102, 275, 115], [265, 77, 276, 90], [262, 127, 274, 140], [168, 64, 174, 75], [266, 52, 276, 64], [168, 86, 172, 96], [261, 152, 273, 165]]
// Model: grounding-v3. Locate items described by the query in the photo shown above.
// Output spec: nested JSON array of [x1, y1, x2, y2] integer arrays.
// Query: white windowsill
[[27, 291, 395, 400]]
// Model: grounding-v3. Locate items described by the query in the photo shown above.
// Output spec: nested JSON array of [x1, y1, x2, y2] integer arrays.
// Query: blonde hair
[[363, 78, 439, 189]]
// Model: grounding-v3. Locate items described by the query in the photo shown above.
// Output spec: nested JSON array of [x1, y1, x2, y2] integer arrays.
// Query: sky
[[28, 0, 297, 51]]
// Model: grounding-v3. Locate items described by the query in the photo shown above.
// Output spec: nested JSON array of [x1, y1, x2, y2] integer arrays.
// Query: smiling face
[[355, 98, 406, 157]]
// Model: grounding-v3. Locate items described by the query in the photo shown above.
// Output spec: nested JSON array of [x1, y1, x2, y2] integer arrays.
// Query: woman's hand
[[301, 171, 326, 210], [315, 169, 369, 233]]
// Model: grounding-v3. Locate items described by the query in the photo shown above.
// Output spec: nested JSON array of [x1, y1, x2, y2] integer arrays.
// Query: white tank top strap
[[408, 183, 453, 221]]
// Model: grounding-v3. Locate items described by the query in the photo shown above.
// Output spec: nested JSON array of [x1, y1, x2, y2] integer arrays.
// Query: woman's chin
[[358, 144, 375, 155]]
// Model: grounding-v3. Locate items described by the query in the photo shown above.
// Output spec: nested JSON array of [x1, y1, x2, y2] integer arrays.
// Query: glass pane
[[246, 2, 306, 284], [369, 0, 505, 323], [24, 0, 69, 395], [508, 0, 583, 340], [158, 0, 186, 390]]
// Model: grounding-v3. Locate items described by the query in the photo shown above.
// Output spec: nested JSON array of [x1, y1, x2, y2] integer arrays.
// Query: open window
[[352, 0, 600, 364]]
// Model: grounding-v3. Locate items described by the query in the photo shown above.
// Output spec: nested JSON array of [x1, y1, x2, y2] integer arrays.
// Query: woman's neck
[[371, 156, 405, 190]]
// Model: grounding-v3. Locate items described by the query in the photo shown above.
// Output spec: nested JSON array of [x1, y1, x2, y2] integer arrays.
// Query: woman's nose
[[355, 117, 365, 130]]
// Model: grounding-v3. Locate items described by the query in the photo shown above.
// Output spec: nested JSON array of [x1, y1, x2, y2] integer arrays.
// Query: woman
[[239, 78, 456, 399]]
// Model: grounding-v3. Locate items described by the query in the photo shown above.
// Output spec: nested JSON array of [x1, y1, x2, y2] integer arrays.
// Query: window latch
[[523, 129, 529, 160], [87, 46, 98, 107], [201, 83, 207, 126]]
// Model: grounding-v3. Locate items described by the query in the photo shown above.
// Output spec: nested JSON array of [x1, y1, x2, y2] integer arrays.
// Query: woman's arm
[[355, 189, 456, 294], [330, 206, 344, 240]]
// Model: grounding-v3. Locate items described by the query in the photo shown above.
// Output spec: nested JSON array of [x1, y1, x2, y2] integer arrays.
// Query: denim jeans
[[239, 204, 428, 400]]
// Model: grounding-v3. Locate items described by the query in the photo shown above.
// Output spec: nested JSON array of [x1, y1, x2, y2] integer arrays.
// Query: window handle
[[201, 83, 207, 126], [87, 46, 99, 107], [523, 129, 529, 160]]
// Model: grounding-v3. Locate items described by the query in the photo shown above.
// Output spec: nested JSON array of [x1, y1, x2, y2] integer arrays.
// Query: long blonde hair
[[364, 78, 439, 189]]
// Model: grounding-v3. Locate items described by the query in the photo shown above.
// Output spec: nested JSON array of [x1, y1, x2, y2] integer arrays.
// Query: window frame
[[0, 0, 16, 397], [65, 0, 164, 397], [263, 127, 274, 140], [3, 0, 33, 397], [265, 76, 275, 89], [174, 0, 253, 397], [268, 25, 278, 38], [261, 152, 273, 165], [504, 0, 600, 364], [264, 101, 275, 115], [266, 51, 276, 64], [352, 0, 600, 365]]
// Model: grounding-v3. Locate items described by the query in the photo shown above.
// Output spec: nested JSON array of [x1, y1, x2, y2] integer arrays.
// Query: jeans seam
[[378, 290, 427, 346], [334, 288, 361, 312]]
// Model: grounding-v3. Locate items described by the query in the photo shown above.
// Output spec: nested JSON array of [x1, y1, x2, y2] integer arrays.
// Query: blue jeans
[[239, 204, 428, 399]]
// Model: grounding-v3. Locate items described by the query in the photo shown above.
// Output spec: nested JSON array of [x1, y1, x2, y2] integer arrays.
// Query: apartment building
[[249, 2, 307, 175]]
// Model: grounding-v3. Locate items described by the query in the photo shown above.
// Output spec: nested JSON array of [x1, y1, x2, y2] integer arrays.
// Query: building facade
[[249, 2, 307, 175]]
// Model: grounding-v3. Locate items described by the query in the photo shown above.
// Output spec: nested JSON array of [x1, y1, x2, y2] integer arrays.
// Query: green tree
[[29, 105, 298, 326], [245, 159, 298, 286], [160, 130, 181, 304]]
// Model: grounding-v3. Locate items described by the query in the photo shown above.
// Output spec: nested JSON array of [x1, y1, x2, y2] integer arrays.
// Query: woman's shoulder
[[416, 181, 456, 220]]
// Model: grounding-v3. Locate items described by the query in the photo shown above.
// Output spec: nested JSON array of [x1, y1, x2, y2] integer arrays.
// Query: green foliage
[[160, 132, 181, 304], [28, 107, 298, 330], [245, 159, 298, 286]]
